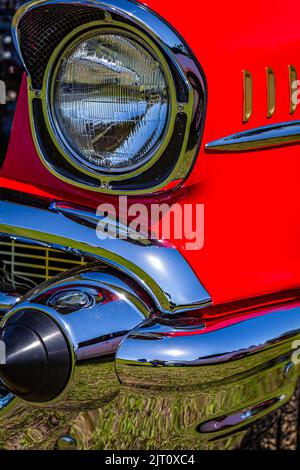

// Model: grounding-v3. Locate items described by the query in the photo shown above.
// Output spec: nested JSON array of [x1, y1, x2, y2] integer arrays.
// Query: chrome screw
[[57, 435, 77, 450], [284, 361, 294, 379]]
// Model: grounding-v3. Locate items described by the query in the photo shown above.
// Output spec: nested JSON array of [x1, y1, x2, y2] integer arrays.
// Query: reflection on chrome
[[0, 293, 21, 315], [1, 279, 300, 447], [0, 392, 14, 410], [0, 263, 151, 408], [116, 304, 300, 389], [1, 195, 300, 447]]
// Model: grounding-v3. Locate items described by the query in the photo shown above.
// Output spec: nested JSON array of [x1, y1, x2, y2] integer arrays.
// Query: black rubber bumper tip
[[0, 309, 71, 402]]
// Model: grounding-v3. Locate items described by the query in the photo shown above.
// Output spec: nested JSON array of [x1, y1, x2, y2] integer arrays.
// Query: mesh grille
[[0, 238, 86, 290], [18, 4, 105, 89]]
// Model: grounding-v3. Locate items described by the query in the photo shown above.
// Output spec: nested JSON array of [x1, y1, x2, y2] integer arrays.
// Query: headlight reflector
[[51, 31, 170, 173]]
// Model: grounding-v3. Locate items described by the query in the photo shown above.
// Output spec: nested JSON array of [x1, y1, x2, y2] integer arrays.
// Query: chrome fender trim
[[205, 120, 300, 152], [0, 196, 211, 313]]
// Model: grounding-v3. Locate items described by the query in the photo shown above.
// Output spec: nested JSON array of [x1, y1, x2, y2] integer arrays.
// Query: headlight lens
[[51, 31, 170, 173]]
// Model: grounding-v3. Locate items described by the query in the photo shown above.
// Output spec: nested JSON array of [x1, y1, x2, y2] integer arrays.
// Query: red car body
[[2, 0, 300, 306], [1, 0, 300, 450]]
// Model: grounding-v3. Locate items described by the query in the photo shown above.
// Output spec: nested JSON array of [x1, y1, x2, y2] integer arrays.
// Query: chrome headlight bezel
[[12, 0, 206, 194], [44, 23, 177, 181]]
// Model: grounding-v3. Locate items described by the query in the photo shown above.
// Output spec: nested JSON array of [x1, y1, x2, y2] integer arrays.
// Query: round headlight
[[50, 31, 170, 174]]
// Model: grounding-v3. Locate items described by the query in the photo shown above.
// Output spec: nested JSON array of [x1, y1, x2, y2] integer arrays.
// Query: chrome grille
[[0, 238, 86, 289]]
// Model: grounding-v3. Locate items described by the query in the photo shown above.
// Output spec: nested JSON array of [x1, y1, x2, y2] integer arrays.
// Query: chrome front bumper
[[0, 190, 300, 449], [0, 193, 211, 314]]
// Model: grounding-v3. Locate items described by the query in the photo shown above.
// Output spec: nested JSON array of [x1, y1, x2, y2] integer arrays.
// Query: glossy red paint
[[2, 0, 300, 305], [166, 289, 300, 336]]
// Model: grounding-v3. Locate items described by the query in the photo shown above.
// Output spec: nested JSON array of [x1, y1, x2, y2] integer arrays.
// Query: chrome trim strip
[[50, 201, 152, 244], [0, 198, 211, 313], [205, 120, 300, 152]]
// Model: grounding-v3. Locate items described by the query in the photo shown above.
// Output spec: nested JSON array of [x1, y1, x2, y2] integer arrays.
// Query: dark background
[[0, 1, 24, 166]]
